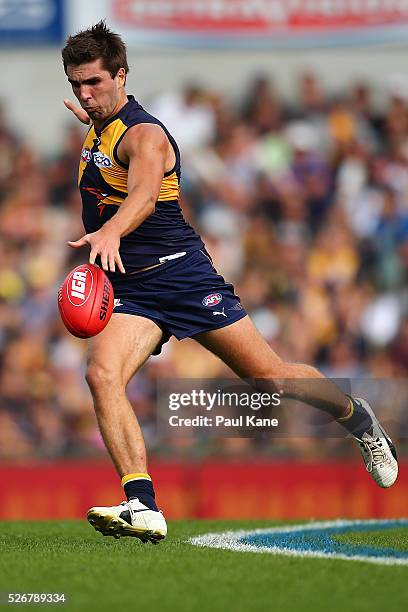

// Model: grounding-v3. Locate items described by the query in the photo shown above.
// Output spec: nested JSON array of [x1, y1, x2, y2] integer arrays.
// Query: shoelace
[[119, 499, 164, 520], [120, 500, 136, 524], [358, 437, 387, 472]]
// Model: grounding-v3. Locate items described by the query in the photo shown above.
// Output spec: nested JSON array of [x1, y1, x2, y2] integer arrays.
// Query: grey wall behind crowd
[[1, 44, 408, 154]]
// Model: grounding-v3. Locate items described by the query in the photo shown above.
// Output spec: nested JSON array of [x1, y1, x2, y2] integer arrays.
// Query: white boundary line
[[189, 519, 408, 566]]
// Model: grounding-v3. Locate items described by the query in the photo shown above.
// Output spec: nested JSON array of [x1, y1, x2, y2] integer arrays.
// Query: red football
[[58, 264, 114, 338]]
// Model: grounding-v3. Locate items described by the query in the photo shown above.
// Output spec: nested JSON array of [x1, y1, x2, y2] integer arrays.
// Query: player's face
[[66, 58, 126, 123]]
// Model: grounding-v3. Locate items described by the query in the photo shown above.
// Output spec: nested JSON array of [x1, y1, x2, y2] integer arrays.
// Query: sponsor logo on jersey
[[202, 293, 222, 307], [81, 147, 92, 163], [93, 151, 113, 168], [67, 269, 94, 307]]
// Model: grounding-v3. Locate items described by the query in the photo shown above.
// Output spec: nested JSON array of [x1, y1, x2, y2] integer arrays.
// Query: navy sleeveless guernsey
[[78, 95, 204, 272]]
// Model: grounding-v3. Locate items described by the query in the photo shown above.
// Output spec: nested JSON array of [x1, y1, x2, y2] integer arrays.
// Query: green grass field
[[1, 520, 407, 612]]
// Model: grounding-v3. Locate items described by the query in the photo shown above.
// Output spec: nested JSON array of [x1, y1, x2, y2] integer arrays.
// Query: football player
[[61, 21, 398, 543]]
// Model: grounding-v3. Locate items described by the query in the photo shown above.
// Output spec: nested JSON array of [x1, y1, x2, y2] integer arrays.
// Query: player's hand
[[68, 228, 126, 274], [63, 98, 91, 125]]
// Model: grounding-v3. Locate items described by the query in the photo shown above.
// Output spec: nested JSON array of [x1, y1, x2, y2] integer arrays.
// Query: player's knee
[[85, 362, 123, 396], [247, 361, 308, 393], [248, 374, 283, 395], [259, 363, 323, 395]]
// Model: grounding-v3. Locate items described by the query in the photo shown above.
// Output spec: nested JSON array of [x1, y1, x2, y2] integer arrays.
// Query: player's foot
[[87, 497, 167, 544], [352, 397, 398, 488]]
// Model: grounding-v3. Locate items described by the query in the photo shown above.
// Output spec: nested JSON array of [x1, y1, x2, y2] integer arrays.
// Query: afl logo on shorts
[[81, 147, 92, 163], [202, 293, 222, 307]]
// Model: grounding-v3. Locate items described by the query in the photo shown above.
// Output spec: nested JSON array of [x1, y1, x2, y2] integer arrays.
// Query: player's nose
[[79, 85, 92, 103]]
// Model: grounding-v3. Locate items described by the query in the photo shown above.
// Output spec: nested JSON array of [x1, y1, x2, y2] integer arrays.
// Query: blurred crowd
[[1, 70, 408, 461]]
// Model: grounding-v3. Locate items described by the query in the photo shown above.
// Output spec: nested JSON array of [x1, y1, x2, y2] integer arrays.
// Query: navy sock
[[122, 473, 158, 511], [338, 396, 374, 438]]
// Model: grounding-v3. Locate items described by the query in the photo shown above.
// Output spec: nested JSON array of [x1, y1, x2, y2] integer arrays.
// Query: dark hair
[[62, 20, 129, 79]]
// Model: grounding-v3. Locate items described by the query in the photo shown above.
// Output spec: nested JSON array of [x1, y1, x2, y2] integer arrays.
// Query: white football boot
[[353, 398, 398, 488], [87, 498, 167, 544]]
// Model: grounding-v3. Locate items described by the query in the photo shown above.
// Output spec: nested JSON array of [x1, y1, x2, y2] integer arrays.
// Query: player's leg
[[85, 313, 167, 542], [194, 315, 349, 416], [85, 313, 161, 476], [194, 316, 398, 487]]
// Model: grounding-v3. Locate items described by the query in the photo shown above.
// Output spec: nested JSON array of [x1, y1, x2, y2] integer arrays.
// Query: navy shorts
[[109, 249, 247, 354]]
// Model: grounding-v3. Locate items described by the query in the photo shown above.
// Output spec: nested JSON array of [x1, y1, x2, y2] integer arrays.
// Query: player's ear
[[116, 68, 126, 87]]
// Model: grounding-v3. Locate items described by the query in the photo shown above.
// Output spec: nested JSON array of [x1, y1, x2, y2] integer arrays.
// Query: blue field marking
[[241, 521, 408, 560], [190, 520, 408, 565]]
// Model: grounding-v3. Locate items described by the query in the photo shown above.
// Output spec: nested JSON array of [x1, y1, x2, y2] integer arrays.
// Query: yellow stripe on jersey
[[158, 171, 179, 201], [78, 126, 97, 185], [100, 194, 125, 206], [98, 120, 129, 194], [79, 119, 179, 204]]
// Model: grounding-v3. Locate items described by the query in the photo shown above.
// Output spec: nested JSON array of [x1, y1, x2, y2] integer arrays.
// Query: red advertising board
[[0, 461, 406, 520], [113, 0, 408, 33], [67, 0, 408, 48]]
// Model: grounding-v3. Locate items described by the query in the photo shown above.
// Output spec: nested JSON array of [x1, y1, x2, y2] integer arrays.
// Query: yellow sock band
[[121, 473, 151, 487], [337, 398, 354, 422]]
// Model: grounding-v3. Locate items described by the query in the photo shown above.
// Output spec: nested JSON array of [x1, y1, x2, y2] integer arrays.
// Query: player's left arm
[[68, 123, 167, 273]]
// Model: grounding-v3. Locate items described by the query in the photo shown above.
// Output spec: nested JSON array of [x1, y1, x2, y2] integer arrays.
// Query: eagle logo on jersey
[[83, 187, 109, 216]]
